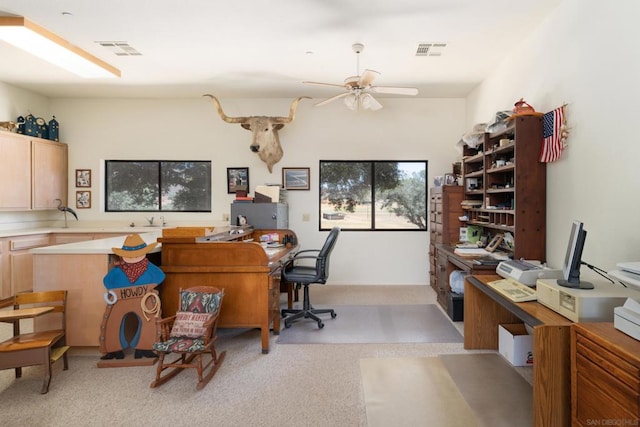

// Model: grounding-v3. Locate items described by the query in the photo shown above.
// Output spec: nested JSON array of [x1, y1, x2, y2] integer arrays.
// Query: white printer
[[608, 261, 640, 290], [496, 259, 562, 286], [614, 298, 640, 341]]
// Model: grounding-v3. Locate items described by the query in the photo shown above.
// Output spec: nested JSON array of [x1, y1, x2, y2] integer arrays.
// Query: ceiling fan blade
[[369, 86, 419, 96], [358, 69, 380, 87], [315, 92, 351, 107], [303, 81, 348, 89]]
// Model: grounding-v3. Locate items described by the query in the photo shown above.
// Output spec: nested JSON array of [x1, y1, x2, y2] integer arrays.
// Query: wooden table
[[159, 228, 298, 354], [465, 274, 573, 427]]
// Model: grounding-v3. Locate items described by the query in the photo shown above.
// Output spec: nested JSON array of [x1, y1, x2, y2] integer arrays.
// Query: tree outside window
[[320, 160, 427, 231], [105, 160, 211, 212]]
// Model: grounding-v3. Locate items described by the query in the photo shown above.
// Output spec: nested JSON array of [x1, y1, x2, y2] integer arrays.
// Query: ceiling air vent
[[96, 41, 142, 56], [416, 42, 447, 57]]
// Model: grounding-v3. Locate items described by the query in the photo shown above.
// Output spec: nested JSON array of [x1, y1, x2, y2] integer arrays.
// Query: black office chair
[[281, 227, 340, 329]]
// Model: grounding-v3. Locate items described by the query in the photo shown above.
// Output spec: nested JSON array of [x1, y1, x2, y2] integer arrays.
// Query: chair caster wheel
[[331, 312, 337, 319], [284, 322, 291, 328], [318, 321, 324, 329]]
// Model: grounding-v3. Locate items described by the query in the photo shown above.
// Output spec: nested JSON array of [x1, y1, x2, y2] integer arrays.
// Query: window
[[319, 160, 427, 231], [105, 160, 211, 212]]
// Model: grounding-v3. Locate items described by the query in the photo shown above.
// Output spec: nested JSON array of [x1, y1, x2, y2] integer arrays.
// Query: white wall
[[38, 96, 464, 285], [466, 0, 640, 280]]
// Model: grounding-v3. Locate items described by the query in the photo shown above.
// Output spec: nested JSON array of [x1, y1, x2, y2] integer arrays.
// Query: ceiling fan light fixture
[[361, 93, 383, 111], [0, 16, 120, 78], [343, 93, 358, 110], [304, 42, 417, 111]]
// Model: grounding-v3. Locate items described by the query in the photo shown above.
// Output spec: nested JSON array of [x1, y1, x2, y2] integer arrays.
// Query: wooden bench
[[0, 290, 69, 393]]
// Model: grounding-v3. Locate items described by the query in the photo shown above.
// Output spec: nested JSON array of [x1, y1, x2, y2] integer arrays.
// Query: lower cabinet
[[571, 323, 640, 425], [0, 232, 128, 298], [3, 234, 51, 297]]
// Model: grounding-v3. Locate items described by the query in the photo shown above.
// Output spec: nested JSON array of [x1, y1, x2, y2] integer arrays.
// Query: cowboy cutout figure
[[99, 234, 165, 360]]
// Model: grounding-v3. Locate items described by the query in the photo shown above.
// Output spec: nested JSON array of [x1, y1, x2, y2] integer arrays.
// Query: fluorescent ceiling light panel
[[0, 16, 120, 78]]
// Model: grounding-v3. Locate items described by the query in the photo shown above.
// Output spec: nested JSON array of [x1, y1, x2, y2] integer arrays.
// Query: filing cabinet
[[429, 186, 463, 299]]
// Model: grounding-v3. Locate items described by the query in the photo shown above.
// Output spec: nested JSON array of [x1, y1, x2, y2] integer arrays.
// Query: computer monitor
[[557, 220, 594, 289]]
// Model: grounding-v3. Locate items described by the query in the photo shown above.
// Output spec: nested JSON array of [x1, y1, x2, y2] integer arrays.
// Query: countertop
[[30, 230, 163, 255], [0, 226, 167, 239]]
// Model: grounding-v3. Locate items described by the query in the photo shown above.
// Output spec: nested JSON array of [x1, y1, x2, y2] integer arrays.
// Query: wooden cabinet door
[[0, 132, 31, 210], [0, 239, 9, 298], [32, 139, 68, 209], [9, 234, 51, 295], [10, 251, 34, 294]]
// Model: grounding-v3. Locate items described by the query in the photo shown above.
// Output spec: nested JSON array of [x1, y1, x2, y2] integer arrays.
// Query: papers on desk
[[454, 247, 489, 257]]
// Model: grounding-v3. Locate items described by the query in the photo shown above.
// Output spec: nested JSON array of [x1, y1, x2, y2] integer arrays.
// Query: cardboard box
[[498, 323, 533, 366]]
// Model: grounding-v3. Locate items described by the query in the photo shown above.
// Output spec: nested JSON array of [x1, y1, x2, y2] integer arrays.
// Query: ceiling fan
[[303, 43, 419, 111]]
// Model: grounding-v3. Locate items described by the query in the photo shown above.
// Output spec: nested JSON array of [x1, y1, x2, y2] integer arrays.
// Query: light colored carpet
[[440, 354, 533, 427], [361, 354, 533, 427], [277, 304, 463, 344], [361, 357, 478, 427], [0, 286, 531, 426]]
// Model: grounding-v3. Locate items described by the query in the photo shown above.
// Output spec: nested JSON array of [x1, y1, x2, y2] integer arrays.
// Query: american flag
[[539, 105, 566, 163]]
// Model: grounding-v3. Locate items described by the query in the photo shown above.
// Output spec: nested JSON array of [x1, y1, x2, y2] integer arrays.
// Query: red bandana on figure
[[120, 258, 149, 283]]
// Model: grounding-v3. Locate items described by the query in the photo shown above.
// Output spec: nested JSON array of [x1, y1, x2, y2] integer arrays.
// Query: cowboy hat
[[112, 234, 158, 257]]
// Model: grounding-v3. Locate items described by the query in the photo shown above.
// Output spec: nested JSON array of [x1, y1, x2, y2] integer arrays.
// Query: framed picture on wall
[[76, 169, 91, 187], [282, 167, 310, 190], [227, 167, 249, 194], [444, 173, 457, 185], [76, 190, 91, 208]]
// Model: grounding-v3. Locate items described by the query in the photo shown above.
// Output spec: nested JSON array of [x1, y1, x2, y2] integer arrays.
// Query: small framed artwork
[[76, 190, 91, 209], [227, 167, 249, 194], [282, 167, 310, 190], [444, 173, 457, 186], [76, 169, 91, 187], [486, 233, 504, 253]]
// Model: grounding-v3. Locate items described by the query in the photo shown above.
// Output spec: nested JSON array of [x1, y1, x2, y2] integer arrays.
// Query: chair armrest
[[292, 249, 320, 257], [284, 255, 320, 270], [155, 315, 177, 341]]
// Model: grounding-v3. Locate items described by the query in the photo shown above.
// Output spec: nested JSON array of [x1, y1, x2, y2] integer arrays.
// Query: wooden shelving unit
[[461, 115, 546, 260]]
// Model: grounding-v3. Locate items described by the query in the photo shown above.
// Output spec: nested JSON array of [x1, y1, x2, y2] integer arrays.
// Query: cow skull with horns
[[204, 94, 310, 173]]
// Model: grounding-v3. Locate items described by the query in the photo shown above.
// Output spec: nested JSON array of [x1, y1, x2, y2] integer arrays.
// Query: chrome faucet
[[160, 216, 166, 227]]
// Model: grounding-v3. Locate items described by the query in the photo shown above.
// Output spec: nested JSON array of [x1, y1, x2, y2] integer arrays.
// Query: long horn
[[273, 96, 311, 124], [203, 94, 248, 124]]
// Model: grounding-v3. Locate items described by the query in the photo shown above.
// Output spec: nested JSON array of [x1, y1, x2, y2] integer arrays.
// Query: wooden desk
[[0, 306, 54, 322], [465, 274, 573, 427], [0, 306, 55, 339], [159, 229, 298, 354], [433, 244, 497, 315]]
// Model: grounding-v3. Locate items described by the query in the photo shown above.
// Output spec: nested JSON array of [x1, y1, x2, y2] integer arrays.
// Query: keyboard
[[486, 278, 537, 302]]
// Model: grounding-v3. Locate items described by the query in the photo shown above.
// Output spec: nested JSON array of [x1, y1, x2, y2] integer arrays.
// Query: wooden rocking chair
[[150, 286, 226, 390]]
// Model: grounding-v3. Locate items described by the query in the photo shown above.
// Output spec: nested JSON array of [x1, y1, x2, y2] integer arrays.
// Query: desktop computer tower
[[230, 202, 288, 229]]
